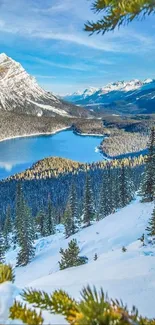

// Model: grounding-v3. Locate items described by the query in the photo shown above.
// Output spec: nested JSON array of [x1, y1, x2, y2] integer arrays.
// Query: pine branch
[[22, 288, 79, 317], [9, 301, 43, 325], [85, 0, 155, 34], [0, 264, 15, 284]]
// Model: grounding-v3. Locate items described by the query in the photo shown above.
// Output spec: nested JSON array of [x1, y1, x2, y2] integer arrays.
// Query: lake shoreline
[[0, 126, 71, 143], [0, 126, 105, 143]]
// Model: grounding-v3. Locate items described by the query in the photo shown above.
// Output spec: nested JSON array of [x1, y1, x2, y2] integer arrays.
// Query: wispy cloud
[[33, 57, 94, 71], [0, 0, 154, 54], [35, 74, 56, 79]]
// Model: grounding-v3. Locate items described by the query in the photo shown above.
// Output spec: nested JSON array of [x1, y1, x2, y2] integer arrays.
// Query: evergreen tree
[[15, 182, 25, 244], [59, 239, 87, 270], [146, 206, 155, 237], [44, 196, 55, 236], [3, 205, 12, 249], [83, 174, 95, 226], [119, 163, 133, 208], [113, 168, 121, 210], [140, 128, 155, 202], [35, 209, 46, 237], [99, 167, 115, 219], [0, 228, 5, 264], [98, 173, 107, 219], [63, 183, 79, 238], [17, 203, 35, 267], [63, 203, 74, 238]]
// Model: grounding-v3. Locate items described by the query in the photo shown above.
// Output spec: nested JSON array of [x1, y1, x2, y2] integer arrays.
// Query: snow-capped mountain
[[63, 79, 155, 114], [0, 53, 90, 118]]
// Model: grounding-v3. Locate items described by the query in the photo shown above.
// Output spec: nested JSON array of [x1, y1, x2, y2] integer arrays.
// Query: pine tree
[[119, 163, 133, 208], [99, 167, 115, 218], [63, 203, 73, 238], [35, 209, 46, 237], [15, 182, 25, 244], [0, 228, 5, 264], [44, 196, 55, 236], [69, 183, 80, 227], [17, 203, 35, 267], [59, 239, 87, 270], [83, 174, 95, 226], [146, 207, 155, 237], [140, 128, 155, 202], [3, 205, 12, 249], [63, 183, 79, 238]]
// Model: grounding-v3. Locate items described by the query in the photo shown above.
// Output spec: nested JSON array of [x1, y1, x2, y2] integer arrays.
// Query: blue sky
[[0, 0, 155, 94]]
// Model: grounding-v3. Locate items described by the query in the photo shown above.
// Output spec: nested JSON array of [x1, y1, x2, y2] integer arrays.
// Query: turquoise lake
[[0, 129, 104, 179]]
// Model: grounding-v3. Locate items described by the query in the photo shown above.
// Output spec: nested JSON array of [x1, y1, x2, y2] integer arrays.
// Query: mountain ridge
[[63, 79, 155, 114]]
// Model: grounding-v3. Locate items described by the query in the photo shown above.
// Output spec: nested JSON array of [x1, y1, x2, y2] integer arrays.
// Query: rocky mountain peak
[[0, 53, 90, 118]]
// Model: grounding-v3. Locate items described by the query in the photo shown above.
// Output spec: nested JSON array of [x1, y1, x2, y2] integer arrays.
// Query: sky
[[0, 0, 155, 94]]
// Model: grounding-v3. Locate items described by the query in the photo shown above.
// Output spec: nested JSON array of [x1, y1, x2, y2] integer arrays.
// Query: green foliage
[[22, 288, 79, 317], [20, 285, 155, 325], [63, 183, 79, 238], [4, 205, 12, 249], [10, 300, 43, 325], [39, 196, 56, 237], [35, 209, 46, 237], [59, 239, 87, 270], [83, 173, 95, 226], [17, 201, 35, 267], [0, 228, 5, 263], [120, 164, 134, 208], [138, 233, 145, 246], [85, 0, 155, 34], [140, 127, 155, 202], [146, 207, 155, 237], [15, 182, 24, 244], [0, 264, 15, 284]]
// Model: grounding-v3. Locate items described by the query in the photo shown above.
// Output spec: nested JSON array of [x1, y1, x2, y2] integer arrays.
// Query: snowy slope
[[0, 53, 91, 118], [3, 198, 155, 324]]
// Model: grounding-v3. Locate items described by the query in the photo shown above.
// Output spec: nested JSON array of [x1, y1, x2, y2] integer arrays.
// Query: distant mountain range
[[63, 79, 155, 114], [0, 53, 91, 118]]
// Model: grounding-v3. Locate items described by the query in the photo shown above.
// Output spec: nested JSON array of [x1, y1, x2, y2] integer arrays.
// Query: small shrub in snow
[[59, 239, 87, 270], [94, 253, 98, 261], [146, 207, 155, 237], [122, 246, 127, 252], [138, 233, 145, 246]]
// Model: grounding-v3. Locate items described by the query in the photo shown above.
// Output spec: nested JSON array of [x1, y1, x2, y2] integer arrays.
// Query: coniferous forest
[[0, 127, 154, 267]]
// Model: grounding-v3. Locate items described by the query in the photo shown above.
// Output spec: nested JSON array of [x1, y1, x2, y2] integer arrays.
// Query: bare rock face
[[0, 53, 90, 118]]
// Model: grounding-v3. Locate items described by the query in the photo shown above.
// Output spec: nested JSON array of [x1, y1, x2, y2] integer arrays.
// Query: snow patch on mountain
[[63, 79, 155, 108], [0, 53, 90, 118]]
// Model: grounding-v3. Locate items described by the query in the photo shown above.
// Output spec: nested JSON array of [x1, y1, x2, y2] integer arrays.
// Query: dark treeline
[[0, 161, 144, 227]]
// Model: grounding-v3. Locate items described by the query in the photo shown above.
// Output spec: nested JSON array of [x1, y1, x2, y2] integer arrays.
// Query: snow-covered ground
[[1, 198, 155, 324]]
